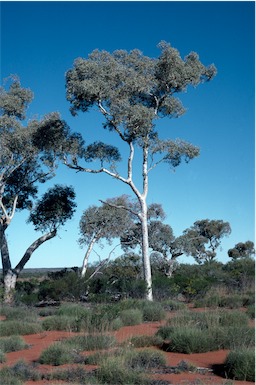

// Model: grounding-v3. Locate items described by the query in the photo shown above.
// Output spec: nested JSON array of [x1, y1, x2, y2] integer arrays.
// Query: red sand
[[0, 310, 254, 385]]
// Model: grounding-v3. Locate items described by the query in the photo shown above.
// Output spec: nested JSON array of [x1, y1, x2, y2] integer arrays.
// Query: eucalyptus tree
[[3, 185, 76, 303], [78, 195, 135, 277], [181, 219, 231, 264], [64, 41, 217, 300], [0, 77, 76, 302], [228, 241, 255, 260]]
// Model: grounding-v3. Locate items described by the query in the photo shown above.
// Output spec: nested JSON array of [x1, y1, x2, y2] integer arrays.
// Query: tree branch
[[99, 199, 140, 219], [13, 229, 57, 276]]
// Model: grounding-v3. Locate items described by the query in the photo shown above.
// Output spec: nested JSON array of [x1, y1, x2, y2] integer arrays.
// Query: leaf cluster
[[28, 185, 76, 232]]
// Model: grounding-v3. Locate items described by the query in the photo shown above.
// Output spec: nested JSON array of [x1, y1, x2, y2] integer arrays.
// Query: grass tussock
[[0, 320, 42, 337], [157, 309, 254, 353], [225, 348, 255, 382], [0, 335, 29, 352]]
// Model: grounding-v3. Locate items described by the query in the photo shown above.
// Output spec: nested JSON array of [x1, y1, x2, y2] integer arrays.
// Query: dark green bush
[[127, 349, 166, 370], [0, 350, 6, 363], [119, 308, 143, 325], [0, 320, 42, 337], [163, 327, 218, 353], [95, 356, 149, 385], [63, 334, 116, 351], [225, 349, 255, 381], [42, 315, 83, 332], [0, 367, 23, 385], [39, 342, 81, 365], [0, 335, 29, 352], [48, 366, 98, 383], [126, 335, 163, 348]]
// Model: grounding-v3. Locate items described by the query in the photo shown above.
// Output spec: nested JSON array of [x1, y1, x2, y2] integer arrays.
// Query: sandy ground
[[0, 309, 254, 385]]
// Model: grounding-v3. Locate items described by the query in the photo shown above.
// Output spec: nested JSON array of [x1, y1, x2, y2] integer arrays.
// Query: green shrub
[[140, 301, 166, 322], [166, 309, 249, 330], [225, 349, 255, 381], [111, 317, 124, 330], [56, 303, 90, 318], [119, 308, 143, 326], [0, 320, 42, 336], [39, 342, 81, 365], [0, 361, 40, 383], [163, 327, 218, 353], [216, 325, 255, 350], [127, 348, 166, 370], [0, 367, 23, 385], [161, 299, 186, 311], [63, 334, 116, 351], [47, 366, 99, 384], [0, 305, 39, 322], [0, 349, 6, 363], [246, 304, 255, 319], [95, 356, 149, 385], [126, 335, 163, 348], [42, 315, 83, 332], [10, 360, 41, 381], [0, 335, 29, 352]]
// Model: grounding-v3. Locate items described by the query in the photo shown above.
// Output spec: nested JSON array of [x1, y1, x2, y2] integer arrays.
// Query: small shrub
[[163, 327, 218, 353], [127, 335, 163, 348], [111, 317, 124, 330], [0, 306, 39, 322], [216, 325, 255, 350], [48, 366, 98, 383], [0, 335, 29, 352], [161, 299, 186, 311], [140, 301, 166, 322], [11, 360, 41, 381], [0, 367, 23, 385], [119, 308, 143, 326], [63, 334, 116, 351], [156, 325, 175, 340], [42, 315, 82, 332], [39, 342, 80, 365], [0, 350, 6, 363], [225, 349, 255, 381], [0, 320, 42, 336], [56, 303, 90, 318], [95, 356, 148, 385], [246, 304, 255, 319], [127, 349, 166, 370]]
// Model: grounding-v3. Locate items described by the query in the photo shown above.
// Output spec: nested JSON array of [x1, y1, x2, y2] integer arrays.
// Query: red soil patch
[[0, 310, 254, 385]]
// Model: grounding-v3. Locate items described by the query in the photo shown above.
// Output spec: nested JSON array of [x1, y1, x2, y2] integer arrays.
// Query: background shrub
[[0, 350, 6, 363], [119, 308, 143, 326], [0, 320, 42, 337], [39, 342, 81, 365], [225, 349, 255, 381], [63, 334, 117, 351], [0, 335, 29, 352]]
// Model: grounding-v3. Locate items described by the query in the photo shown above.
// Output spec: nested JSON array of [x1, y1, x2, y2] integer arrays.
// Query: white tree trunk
[[4, 270, 17, 304], [81, 237, 97, 278], [140, 198, 153, 301]]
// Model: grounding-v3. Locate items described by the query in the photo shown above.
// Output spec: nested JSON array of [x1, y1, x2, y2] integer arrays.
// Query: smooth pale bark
[[81, 236, 98, 278], [2, 229, 57, 303], [140, 198, 153, 301]]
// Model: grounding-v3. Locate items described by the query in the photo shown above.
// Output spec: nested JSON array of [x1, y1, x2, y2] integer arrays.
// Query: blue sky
[[1, 1, 255, 268]]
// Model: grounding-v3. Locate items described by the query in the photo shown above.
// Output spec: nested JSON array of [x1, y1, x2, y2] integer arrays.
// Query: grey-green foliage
[[181, 219, 231, 263], [65, 41, 216, 301], [0, 335, 28, 352], [157, 309, 254, 353], [225, 349, 255, 382], [65, 41, 216, 164]]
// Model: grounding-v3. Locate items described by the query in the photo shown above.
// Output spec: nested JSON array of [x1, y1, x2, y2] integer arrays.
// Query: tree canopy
[[181, 219, 231, 264], [63, 41, 217, 300]]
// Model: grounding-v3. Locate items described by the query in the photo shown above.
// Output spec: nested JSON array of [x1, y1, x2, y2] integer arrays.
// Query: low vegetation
[[225, 349, 255, 381]]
